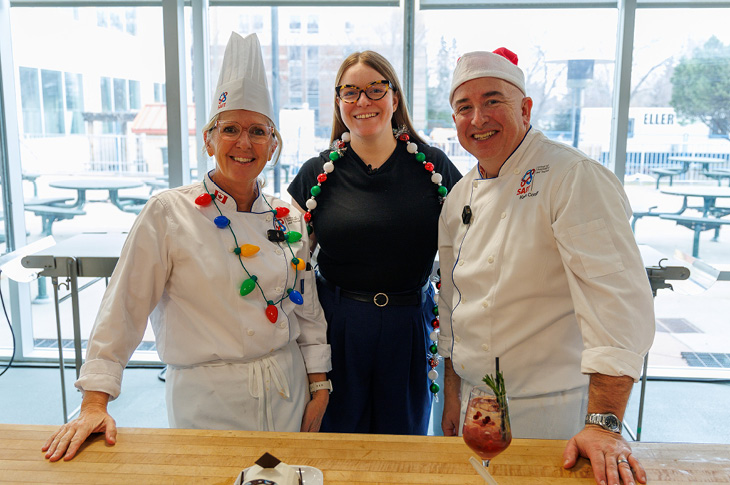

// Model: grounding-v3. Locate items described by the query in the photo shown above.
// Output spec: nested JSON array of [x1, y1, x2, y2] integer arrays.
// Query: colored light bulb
[[195, 193, 212, 206], [275, 207, 290, 218], [288, 289, 304, 305], [240, 276, 257, 296], [239, 244, 260, 257], [291, 257, 306, 271], [214, 215, 230, 228], [286, 231, 302, 243], [265, 302, 278, 323]]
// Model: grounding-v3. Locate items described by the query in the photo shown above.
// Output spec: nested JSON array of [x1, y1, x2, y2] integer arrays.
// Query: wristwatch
[[585, 413, 622, 433], [309, 379, 333, 395]]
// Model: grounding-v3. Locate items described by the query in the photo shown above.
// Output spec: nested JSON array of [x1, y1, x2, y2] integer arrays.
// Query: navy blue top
[[288, 141, 462, 292]]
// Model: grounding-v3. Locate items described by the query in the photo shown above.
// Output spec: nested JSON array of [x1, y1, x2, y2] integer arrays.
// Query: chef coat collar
[[204, 170, 268, 213], [481, 124, 533, 180]]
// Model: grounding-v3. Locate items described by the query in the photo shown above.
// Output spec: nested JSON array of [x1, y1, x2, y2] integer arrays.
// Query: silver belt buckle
[[373, 292, 389, 307]]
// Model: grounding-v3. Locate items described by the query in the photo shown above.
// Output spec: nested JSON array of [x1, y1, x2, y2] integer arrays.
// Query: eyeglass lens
[[338, 81, 390, 103], [217, 121, 271, 144]]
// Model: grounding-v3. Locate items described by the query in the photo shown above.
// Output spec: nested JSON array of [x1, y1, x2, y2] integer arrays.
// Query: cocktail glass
[[462, 384, 512, 468]]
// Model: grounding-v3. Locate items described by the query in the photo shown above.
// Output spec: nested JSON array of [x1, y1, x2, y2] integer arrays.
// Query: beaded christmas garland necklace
[[302, 127, 447, 396], [301, 127, 449, 234], [195, 179, 306, 323]]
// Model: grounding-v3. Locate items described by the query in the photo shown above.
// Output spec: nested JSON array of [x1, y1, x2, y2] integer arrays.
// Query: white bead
[[323, 161, 335, 173], [305, 198, 317, 210], [341, 132, 351, 142], [431, 173, 442, 184], [406, 142, 418, 154], [428, 369, 439, 380], [430, 331, 438, 342]]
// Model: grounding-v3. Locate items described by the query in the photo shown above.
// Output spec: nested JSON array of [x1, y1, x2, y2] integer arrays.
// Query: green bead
[[306, 224, 313, 235], [433, 305, 439, 316], [437, 186, 448, 197], [329, 151, 340, 161], [430, 382, 440, 393], [311, 185, 322, 197], [429, 343, 438, 354], [286, 231, 302, 243], [415, 152, 426, 162]]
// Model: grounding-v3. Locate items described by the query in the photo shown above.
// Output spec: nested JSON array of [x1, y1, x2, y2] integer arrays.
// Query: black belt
[[318, 275, 425, 307]]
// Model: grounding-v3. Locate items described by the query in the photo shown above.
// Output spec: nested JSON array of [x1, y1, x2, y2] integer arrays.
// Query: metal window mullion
[[162, 0, 190, 188], [403, 0, 414, 115], [608, 0, 636, 183], [0, 0, 34, 362]]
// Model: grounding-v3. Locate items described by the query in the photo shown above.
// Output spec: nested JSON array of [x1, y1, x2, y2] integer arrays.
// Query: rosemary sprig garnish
[[482, 370, 507, 411]]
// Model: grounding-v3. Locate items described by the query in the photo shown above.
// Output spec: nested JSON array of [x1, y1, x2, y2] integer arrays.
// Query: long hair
[[330, 51, 425, 145]]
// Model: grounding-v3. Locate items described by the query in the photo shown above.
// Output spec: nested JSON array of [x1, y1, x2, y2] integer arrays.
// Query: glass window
[[289, 15, 301, 32], [64, 72, 85, 134], [129, 79, 141, 110], [307, 15, 318, 34], [41, 69, 65, 135], [19, 66, 42, 135], [126, 7, 137, 35], [109, 8, 123, 31], [113, 78, 128, 111], [624, 8, 730, 379], [418, 8, 617, 174]]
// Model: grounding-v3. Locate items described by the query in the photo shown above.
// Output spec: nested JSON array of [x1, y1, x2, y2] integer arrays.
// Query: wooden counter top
[[1, 424, 728, 484]]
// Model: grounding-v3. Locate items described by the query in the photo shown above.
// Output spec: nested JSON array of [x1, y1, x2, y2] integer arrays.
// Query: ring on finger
[[617, 458, 629, 465]]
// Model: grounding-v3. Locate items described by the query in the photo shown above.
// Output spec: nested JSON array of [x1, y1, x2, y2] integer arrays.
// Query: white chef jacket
[[75, 172, 331, 431], [438, 128, 655, 402]]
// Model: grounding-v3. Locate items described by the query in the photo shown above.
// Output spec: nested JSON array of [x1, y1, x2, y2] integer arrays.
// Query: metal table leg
[[51, 277, 68, 424]]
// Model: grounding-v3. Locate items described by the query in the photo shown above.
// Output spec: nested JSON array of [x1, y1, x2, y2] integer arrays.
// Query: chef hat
[[207, 32, 275, 126], [449, 47, 526, 104]]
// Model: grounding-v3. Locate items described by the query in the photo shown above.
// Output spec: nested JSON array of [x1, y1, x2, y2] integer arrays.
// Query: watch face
[[604, 414, 620, 431]]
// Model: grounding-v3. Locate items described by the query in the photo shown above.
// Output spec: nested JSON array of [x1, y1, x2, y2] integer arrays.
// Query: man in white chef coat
[[438, 48, 655, 485]]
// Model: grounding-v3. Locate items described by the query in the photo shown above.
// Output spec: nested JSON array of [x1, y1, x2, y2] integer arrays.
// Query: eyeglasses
[[215, 120, 273, 144], [335, 80, 394, 103]]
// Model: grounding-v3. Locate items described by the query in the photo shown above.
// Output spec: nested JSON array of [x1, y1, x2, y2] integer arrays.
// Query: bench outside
[[25, 205, 86, 236], [660, 214, 730, 257], [650, 166, 686, 189], [703, 169, 730, 186]]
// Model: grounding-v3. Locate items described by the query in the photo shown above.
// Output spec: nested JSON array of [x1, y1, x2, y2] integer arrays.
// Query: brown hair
[[330, 51, 425, 145]]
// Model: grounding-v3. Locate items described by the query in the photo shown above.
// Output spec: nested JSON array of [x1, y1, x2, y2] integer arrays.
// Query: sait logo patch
[[517, 169, 535, 196], [218, 91, 227, 109]]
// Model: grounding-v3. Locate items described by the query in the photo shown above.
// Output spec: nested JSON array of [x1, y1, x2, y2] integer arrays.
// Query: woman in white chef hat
[[43, 32, 331, 462]]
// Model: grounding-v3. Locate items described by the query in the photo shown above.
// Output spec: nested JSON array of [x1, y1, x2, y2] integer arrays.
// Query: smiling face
[[336, 62, 398, 143], [204, 109, 277, 196], [451, 77, 532, 177]]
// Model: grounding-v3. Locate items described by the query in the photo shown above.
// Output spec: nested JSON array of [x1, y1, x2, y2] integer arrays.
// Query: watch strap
[[309, 379, 333, 394]]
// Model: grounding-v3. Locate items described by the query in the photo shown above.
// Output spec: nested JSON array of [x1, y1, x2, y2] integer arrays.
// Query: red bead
[[195, 193, 212, 206], [275, 207, 290, 218], [429, 358, 439, 368], [432, 318, 440, 329], [424, 162, 434, 172], [317, 173, 327, 183], [398, 133, 410, 141], [436, 281, 441, 290], [336, 140, 346, 149], [304, 212, 312, 222], [265, 304, 278, 323]]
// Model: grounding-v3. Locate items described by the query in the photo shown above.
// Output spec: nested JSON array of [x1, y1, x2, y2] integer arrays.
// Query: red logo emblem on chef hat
[[218, 91, 227, 109]]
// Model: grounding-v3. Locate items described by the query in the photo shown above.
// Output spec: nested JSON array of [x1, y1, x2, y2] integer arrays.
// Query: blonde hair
[[330, 51, 425, 145], [203, 112, 282, 166]]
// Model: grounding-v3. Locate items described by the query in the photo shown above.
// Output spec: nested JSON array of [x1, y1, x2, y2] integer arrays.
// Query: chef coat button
[[487, 255, 494, 264], [454, 335, 461, 343], [275, 248, 283, 255], [458, 260, 465, 266], [278, 322, 286, 329], [514, 168, 520, 175], [275, 286, 283, 293], [462, 297, 467, 303], [247, 329, 255, 336], [500, 212, 507, 219], [482, 300, 489, 308], [481, 343, 489, 351], [266, 214, 273, 222], [472, 180, 478, 188]]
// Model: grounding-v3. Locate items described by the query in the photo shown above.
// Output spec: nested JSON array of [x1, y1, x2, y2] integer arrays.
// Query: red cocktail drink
[[462, 395, 512, 461]]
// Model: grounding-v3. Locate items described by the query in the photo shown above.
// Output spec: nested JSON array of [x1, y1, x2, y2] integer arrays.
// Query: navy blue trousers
[[317, 276, 434, 435]]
